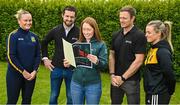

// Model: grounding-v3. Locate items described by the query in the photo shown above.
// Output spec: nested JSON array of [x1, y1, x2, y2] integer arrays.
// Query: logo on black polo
[[125, 40, 132, 44], [72, 37, 78, 41]]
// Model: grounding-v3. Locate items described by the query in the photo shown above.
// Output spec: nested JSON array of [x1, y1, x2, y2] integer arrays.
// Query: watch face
[[121, 75, 126, 81]]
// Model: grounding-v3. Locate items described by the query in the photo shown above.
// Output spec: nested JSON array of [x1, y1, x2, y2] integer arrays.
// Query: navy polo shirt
[[7, 27, 41, 73], [111, 26, 146, 80]]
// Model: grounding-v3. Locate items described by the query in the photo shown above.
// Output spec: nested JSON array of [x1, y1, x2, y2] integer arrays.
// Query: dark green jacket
[[72, 38, 108, 86]]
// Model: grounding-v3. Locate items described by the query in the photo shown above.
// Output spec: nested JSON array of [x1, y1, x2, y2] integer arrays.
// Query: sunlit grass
[[0, 61, 179, 104]]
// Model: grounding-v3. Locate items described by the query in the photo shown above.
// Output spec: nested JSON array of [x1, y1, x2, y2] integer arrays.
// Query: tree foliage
[[0, 0, 179, 77]]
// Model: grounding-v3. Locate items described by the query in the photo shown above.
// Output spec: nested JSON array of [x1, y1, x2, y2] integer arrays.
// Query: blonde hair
[[14, 9, 31, 20], [147, 20, 173, 52]]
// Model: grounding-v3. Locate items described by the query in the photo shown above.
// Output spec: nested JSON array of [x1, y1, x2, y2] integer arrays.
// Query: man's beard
[[64, 20, 73, 27]]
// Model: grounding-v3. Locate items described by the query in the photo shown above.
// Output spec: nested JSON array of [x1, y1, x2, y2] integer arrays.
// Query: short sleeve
[[134, 33, 147, 54]]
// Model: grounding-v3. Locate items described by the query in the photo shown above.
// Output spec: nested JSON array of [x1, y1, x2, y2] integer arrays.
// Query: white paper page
[[62, 38, 76, 67]]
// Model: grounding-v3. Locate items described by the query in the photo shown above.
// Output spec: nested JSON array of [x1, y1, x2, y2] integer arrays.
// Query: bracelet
[[121, 75, 126, 81], [110, 73, 115, 76]]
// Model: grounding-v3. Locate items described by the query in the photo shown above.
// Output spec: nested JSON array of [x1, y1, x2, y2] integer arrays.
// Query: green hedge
[[0, 0, 180, 77]]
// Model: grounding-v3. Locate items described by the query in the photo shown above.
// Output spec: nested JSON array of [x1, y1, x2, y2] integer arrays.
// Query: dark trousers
[[145, 92, 171, 105], [6, 68, 36, 104], [111, 80, 140, 105]]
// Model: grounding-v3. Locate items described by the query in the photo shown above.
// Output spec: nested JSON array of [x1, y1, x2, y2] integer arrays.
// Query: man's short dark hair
[[62, 6, 77, 16], [120, 5, 136, 18]]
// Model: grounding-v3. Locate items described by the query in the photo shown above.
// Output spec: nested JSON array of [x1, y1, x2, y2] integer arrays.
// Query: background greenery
[[0, 0, 180, 104], [0, 62, 180, 104], [0, 0, 179, 77]]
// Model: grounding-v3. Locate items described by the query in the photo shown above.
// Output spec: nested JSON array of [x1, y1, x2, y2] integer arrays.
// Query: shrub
[[0, 0, 179, 77]]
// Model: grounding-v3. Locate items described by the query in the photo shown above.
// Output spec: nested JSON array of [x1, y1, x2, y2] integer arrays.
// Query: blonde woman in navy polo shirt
[[6, 9, 41, 104]]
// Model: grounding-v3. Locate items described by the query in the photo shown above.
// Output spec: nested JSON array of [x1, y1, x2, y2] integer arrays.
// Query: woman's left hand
[[28, 70, 37, 81], [87, 54, 99, 64]]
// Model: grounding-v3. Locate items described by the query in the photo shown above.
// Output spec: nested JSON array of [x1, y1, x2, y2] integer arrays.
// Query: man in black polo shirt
[[41, 6, 79, 105], [109, 5, 146, 104]]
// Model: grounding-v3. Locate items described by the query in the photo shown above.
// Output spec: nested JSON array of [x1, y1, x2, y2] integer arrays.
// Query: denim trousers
[[49, 67, 73, 105], [71, 81, 102, 105]]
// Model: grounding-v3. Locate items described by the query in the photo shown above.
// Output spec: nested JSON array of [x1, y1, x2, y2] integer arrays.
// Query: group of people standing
[[6, 5, 176, 105]]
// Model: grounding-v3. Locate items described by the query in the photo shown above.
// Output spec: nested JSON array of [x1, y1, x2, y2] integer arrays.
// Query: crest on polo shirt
[[31, 36, 36, 42], [18, 38, 24, 40]]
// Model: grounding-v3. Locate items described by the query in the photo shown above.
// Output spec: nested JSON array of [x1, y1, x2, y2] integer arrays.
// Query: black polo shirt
[[111, 26, 146, 80]]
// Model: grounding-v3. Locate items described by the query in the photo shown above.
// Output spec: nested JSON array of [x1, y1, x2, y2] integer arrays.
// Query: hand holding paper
[[63, 38, 92, 68], [63, 59, 71, 68], [62, 38, 76, 67], [87, 54, 99, 64]]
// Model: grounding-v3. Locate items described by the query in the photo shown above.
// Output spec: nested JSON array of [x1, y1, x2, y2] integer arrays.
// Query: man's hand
[[43, 59, 54, 71], [111, 75, 124, 87], [63, 59, 70, 68], [115, 75, 124, 87], [111, 74, 119, 87]]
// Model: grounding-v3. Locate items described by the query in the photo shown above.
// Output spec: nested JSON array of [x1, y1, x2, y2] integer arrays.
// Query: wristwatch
[[121, 75, 126, 81]]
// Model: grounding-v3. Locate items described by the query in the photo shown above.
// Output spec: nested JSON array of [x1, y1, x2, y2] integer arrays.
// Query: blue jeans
[[71, 81, 102, 105], [49, 67, 73, 105]]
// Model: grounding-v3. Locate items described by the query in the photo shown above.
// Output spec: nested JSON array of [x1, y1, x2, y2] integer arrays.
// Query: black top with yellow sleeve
[[144, 40, 176, 95]]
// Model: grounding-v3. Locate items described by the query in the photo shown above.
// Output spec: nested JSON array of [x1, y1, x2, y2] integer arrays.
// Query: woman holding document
[[64, 17, 108, 105]]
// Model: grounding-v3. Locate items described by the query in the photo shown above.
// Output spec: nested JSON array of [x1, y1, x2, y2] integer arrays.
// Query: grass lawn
[[0, 61, 180, 104]]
